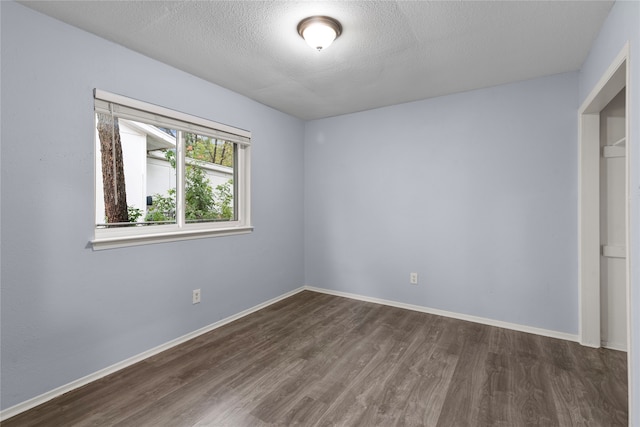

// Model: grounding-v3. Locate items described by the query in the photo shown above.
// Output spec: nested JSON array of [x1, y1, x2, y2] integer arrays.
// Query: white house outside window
[[92, 89, 252, 250]]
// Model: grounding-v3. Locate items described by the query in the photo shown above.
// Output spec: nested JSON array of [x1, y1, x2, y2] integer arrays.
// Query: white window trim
[[92, 89, 252, 250]]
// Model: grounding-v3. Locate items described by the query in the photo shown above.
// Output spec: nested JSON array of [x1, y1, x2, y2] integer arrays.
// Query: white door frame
[[578, 40, 631, 413]]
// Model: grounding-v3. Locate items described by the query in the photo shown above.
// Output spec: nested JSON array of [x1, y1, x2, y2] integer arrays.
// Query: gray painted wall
[[304, 71, 579, 334], [0, 2, 304, 410], [579, 1, 640, 422]]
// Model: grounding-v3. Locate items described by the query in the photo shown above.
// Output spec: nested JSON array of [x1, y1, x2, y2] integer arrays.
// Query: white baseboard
[[602, 341, 628, 352], [0, 287, 306, 422], [304, 286, 580, 343]]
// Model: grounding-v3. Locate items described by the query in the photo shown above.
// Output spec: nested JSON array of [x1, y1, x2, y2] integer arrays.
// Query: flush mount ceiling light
[[297, 16, 342, 52]]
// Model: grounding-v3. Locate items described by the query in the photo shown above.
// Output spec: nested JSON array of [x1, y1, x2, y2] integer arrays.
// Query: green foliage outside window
[[146, 145, 234, 223], [127, 206, 144, 222], [145, 189, 176, 222], [185, 133, 233, 167]]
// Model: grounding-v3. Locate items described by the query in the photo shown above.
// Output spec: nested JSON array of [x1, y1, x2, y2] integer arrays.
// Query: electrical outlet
[[410, 272, 418, 285], [192, 289, 201, 304]]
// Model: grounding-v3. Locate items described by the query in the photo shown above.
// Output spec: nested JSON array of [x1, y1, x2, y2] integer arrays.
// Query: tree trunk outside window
[[97, 113, 128, 224]]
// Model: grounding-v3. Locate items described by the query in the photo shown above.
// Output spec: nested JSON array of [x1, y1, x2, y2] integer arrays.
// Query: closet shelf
[[602, 245, 626, 259], [603, 145, 625, 158]]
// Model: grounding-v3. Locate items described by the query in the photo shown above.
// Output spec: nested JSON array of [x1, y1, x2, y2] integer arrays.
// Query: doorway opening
[[578, 44, 629, 351], [578, 42, 632, 423], [599, 88, 627, 351]]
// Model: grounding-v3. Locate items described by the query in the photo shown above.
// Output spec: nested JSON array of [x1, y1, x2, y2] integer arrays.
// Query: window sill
[[91, 225, 253, 250]]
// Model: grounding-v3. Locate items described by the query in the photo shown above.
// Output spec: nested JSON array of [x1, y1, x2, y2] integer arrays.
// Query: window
[[92, 89, 252, 249]]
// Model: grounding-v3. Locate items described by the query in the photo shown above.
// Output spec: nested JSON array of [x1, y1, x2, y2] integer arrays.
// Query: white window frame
[[92, 89, 252, 250]]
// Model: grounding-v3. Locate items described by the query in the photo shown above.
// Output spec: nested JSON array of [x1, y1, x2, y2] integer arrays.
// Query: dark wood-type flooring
[[2, 291, 628, 426]]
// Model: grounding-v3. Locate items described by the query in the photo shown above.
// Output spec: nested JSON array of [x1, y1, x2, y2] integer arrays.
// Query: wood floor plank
[[1, 291, 628, 427], [394, 342, 459, 426], [436, 321, 491, 426]]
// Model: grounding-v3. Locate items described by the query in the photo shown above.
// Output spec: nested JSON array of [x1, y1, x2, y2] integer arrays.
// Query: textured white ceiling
[[20, 1, 614, 120]]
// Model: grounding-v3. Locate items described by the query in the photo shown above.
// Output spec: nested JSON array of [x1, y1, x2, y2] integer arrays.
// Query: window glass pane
[[184, 133, 235, 223], [95, 114, 177, 227]]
